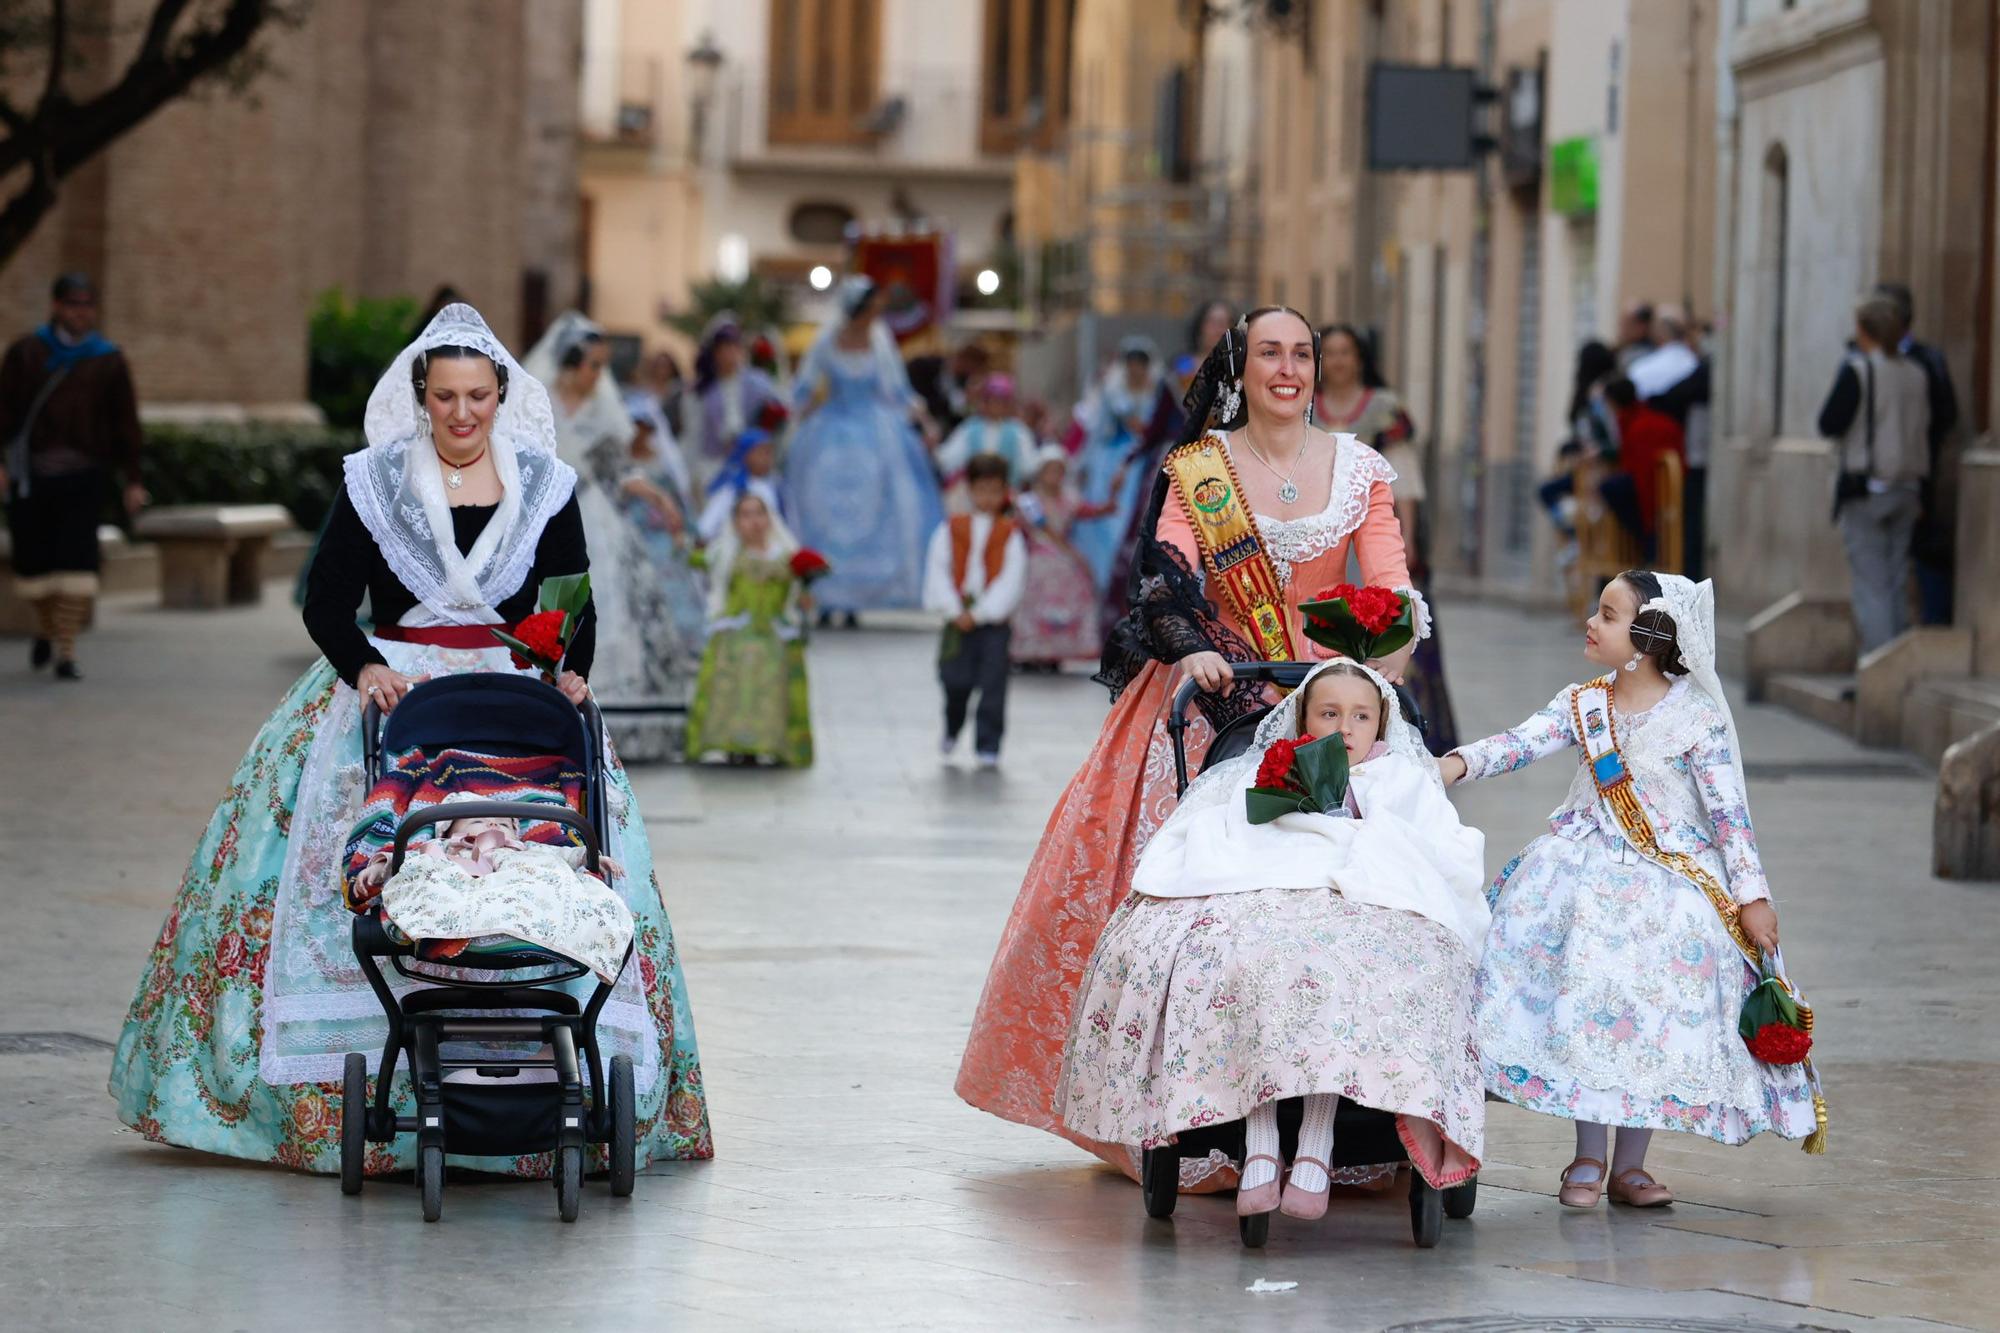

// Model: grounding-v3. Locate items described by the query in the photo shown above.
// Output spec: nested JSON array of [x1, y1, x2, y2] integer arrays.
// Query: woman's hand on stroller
[[1178, 650, 1234, 694], [1367, 641, 1414, 685], [358, 664, 425, 713], [556, 671, 591, 708]]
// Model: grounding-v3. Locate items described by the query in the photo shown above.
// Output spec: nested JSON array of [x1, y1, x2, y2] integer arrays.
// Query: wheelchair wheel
[[1444, 1178, 1477, 1220], [556, 1144, 583, 1223], [419, 1144, 444, 1223], [1409, 1174, 1443, 1248], [608, 1054, 636, 1199], [340, 1053, 366, 1197], [1140, 1147, 1177, 1219], [1239, 1211, 1270, 1248]]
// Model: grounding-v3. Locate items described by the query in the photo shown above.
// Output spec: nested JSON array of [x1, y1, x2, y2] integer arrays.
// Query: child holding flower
[[1439, 571, 1825, 1210], [684, 492, 814, 767], [924, 453, 1028, 769], [1057, 660, 1488, 1227]]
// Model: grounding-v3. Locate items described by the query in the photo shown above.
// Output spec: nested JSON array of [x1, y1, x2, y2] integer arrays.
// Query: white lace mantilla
[[346, 302, 579, 625]]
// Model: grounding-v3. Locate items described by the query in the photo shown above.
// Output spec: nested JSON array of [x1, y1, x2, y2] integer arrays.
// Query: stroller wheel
[[1444, 1178, 1477, 1220], [1239, 1211, 1271, 1249], [608, 1054, 636, 1199], [419, 1145, 444, 1223], [340, 1053, 366, 1196], [1409, 1174, 1443, 1248], [1140, 1147, 1178, 1219], [556, 1144, 583, 1223]]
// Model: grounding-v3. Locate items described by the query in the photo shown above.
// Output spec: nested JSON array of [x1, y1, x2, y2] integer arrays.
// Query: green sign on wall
[[1550, 136, 1598, 216]]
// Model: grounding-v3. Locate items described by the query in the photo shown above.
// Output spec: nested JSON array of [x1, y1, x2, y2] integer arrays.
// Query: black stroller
[[1140, 661, 1477, 1249], [338, 673, 637, 1223]]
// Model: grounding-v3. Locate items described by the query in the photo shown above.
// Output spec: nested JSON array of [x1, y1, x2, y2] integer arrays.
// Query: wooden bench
[[134, 504, 295, 609]]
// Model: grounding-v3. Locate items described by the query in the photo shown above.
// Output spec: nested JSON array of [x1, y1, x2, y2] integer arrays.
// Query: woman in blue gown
[[783, 277, 943, 618], [1070, 337, 1176, 592]]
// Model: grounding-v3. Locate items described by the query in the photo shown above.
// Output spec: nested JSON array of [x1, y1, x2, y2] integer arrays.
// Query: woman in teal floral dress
[[685, 491, 813, 766], [108, 305, 713, 1175]]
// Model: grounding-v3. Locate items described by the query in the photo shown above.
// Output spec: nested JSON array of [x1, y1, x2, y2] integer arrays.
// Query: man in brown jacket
[[0, 273, 145, 679]]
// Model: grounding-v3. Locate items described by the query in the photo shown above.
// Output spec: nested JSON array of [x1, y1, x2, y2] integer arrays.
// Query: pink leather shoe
[[1608, 1167, 1674, 1207], [1558, 1157, 1607, 1208], [1279, 1155, 1330, 1220], [1236, 1154, 1283, 1216]]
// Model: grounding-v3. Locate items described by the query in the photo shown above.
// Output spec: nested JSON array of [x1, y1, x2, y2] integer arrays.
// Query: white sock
[[1290, 1094, 1337, 1192], [1241, 1101, 1280, 1191]]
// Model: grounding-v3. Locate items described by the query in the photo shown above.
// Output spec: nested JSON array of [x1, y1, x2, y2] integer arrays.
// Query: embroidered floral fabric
[[1455, 678, 1815, 1141]]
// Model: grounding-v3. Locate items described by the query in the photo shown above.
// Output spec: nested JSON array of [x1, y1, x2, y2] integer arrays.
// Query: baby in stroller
[[352, 793, 632, 985], [1056, 660, 1489, 1247]]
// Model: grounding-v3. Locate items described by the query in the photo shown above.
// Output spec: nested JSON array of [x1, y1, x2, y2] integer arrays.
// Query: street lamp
[[809, 265, 834, 291], [685, 30, 724, 164], [975, 268, 1002, 297]]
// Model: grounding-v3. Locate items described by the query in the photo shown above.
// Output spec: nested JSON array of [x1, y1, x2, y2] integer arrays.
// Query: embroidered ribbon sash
[[1570, 675, 1828, 1152], [1164, 439, 1297, 662]]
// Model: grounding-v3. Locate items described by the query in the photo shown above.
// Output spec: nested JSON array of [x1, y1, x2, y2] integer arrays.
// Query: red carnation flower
[[513, 609, 568, 663], [1255, 737, 1301, 790], [1313, 583, 1362, 605], [757, 399, 790, 431], [1745, 1021, 1813, 1065], [1348, 586, 1405, 635], [789, 548, 831, 582]]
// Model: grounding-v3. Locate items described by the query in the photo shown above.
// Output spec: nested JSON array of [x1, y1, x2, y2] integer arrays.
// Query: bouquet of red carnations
[[491, 574, 591, 683], [1298, 583, 1415, 663], [757, 398, 790, 432], [1739, 963, 1813, 1065], [1244, 732, 1353, 826]]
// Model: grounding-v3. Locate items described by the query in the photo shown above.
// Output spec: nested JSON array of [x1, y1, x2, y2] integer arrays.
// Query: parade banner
[[851, 229, 954, 343]]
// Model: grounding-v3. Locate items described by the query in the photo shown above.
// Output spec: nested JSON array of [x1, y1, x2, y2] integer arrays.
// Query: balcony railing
[[716, 66, 1006, 173]]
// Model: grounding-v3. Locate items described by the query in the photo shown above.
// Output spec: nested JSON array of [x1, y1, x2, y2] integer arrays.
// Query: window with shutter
[[768, 0, 882, 147]]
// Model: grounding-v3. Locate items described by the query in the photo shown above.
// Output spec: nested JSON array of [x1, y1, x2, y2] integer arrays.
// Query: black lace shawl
[[1093, 339, 1268, 728]]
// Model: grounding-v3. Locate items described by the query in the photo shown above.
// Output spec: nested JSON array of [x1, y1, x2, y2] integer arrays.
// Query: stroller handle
[[1166, 662, 1320, 794], [389, 800, 601, 875]]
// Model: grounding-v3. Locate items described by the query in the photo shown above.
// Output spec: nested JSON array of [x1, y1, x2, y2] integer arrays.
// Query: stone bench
[[134, 504, 295, 609]]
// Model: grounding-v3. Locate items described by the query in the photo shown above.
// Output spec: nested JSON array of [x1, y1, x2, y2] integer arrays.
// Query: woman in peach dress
[[955, 308, 1433, 1192]]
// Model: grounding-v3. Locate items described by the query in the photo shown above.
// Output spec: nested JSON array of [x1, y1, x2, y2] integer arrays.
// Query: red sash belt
[[371, 623, 506, 649]]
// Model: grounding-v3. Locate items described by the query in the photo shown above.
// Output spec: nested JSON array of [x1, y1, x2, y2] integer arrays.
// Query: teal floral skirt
[[108, 641, 714, 1175]]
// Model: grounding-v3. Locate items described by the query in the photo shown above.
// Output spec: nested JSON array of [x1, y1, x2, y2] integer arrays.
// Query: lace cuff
[[1399, 586, 1434, 641]]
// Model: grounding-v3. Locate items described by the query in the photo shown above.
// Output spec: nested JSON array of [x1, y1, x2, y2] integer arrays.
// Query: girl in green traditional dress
[[686, 492, 815, 767]]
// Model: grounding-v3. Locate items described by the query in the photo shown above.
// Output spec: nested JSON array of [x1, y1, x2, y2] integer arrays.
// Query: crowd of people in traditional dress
[[3, 276, 1828, 1234]]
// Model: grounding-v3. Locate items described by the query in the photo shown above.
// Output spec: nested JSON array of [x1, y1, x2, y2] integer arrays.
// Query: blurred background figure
[[936, 373, 1037, 509], [688, 317, 784, 491], [783, 277, 943, 625], [0, 273, 145, 681], [1071, 336, 1177, 598], [526, 313, 701, 761]]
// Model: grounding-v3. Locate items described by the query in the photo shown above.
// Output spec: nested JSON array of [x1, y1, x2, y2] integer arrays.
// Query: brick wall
[[0, 0, 582, 408]]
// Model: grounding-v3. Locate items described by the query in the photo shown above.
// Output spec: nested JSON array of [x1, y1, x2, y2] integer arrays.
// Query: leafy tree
[[664, 275, 791, 343], [0, 0, 292, 268], [307, 288, 417, 428]]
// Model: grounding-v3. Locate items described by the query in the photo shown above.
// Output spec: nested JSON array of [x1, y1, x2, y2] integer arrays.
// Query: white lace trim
[[1214, 431, 1397, 585], [1399, 586, 1434, 641]]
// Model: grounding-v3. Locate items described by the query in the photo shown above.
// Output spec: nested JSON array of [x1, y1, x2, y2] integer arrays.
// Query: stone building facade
[[0, 0, 583, 410]]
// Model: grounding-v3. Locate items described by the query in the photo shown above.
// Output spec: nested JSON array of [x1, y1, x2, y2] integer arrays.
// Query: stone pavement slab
[[0, 590, 1991, 1331]]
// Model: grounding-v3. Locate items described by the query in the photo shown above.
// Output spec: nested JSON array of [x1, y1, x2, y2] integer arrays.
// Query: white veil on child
[[1636, 575, 1748, 802], [1132, 660, 1490, 955]]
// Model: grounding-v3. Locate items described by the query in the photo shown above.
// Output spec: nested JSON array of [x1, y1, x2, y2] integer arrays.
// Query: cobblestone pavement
[[0, 590, 1993, 1331]]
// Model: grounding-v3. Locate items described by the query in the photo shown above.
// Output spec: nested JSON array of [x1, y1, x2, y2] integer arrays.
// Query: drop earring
[[1624, 654, 1643, 673], [1220, 379, 1242, 420], [1305, 395, 1316, 426]]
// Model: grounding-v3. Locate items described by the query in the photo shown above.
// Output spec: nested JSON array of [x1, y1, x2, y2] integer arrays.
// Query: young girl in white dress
[[1058, 661, 1489, 1225], [1440, 572, 1824, 1209]]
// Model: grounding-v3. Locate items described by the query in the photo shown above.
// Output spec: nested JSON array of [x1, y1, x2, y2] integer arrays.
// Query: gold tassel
[[1802, 1090, 1828, 1154]]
